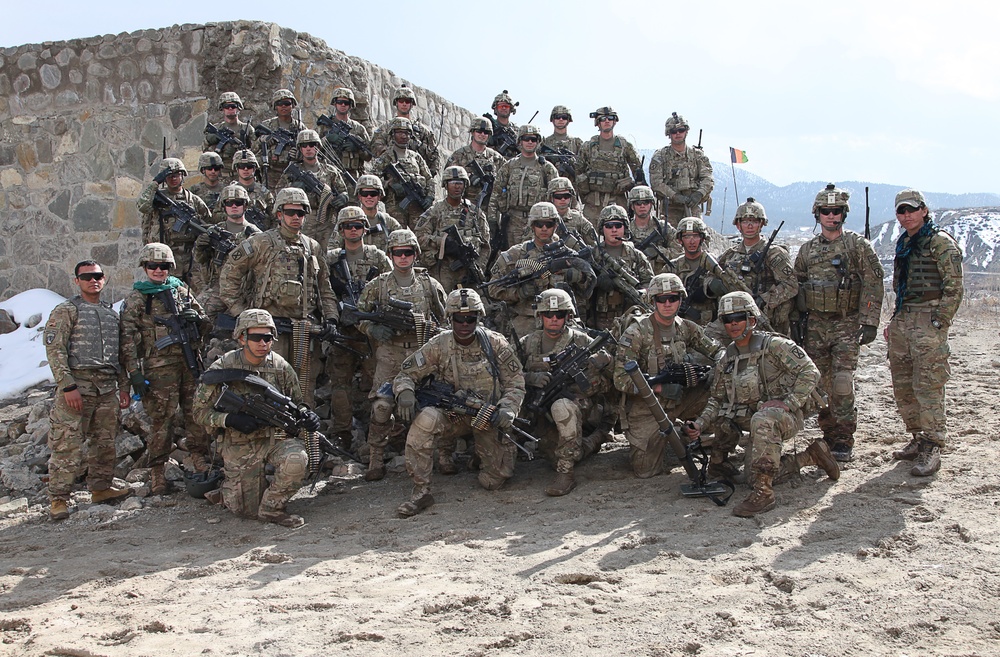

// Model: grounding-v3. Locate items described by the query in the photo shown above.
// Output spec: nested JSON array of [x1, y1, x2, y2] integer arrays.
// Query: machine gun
[[214, 313, 367, 356], [152, 189, 203, 237], [316, 115, 376, 158], [253, 124, 297, 159], [538, 144, 577, 179], [381, 161, 434, 212], [153, 290, 203, 377], [204, 123, 246, 153], [702, 252, 774, 332], [623, 361, 733, 505], [244, 204, 270, 232], [414, 377, 539, 460], [483, 113, 519, 158], [486, 240, 592, 291], [646, 362, 712, 388], [524, 331, 614, 416], [339, 298, 440, 345], [585, 247, 652, 312]]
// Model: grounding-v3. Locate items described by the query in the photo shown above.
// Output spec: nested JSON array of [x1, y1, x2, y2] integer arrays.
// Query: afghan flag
[[730, 147, 749, 164]]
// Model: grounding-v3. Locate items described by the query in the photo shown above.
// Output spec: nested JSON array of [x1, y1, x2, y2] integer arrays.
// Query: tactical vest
[[898, 239, 944, 305], [372, 269, 444, 339], [67, 297, 121, 372], [583, 137, 628, 193], [717, 334, 799, 419], [799, 233, 864, 314], [253, 231, 321, 319], [505, 158, 551, 211], [594, 244, 645, 313]]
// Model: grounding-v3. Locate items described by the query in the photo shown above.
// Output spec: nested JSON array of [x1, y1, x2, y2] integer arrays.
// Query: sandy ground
[[1, 307, 998, 657]]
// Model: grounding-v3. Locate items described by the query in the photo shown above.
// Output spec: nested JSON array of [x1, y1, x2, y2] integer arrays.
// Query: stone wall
[[0, 21, 476, 302]]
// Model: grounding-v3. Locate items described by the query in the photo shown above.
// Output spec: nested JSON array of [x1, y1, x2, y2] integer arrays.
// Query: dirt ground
[[0, 306, 998, 657]]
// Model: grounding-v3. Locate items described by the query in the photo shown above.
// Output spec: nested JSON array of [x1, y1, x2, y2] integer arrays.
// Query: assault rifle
[[646, 362, 712, 388], [318, 145, 358, 190], [634, 223, 677, 271], [483, 113, 519, 158], [153, 190, 202, 236], [414, 377, 539, 460], [214, 313, 367, 356], [585, 247, 652, 312], [253, 124, 296, 158], [743, 220, 785, 298], [282, 162, 329, 197], [316, 115, 376, 158], [443, 224, 488, 286], [864, 186, 871, 240], [485, 240, 592, 291], [339, 299, 440, 344], [702, 252, 774, 332], [467, 158, 495, 216], [634, 155, 648, 187], [153, 290, 203, 377], [244, 204, 270, 232], [382, 161, 434, 212], [623, 361, 733, 505], [204, 123, 246, 153], [330, 251, 364, 308], [538, 144, 577, 179], [524, 330, 614, 416]]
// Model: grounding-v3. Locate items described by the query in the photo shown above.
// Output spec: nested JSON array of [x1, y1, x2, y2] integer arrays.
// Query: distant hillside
[[870, 209, 1000, 274]]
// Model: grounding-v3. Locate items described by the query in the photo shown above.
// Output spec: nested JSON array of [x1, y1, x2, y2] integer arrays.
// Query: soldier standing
[[793, 184, 884, 461], [548, 177, 598, 249], [542, 105, 583, 181], [520, 289, 612, 496], [575, 106, 642, 225], [444, 117, 506, 205], [627, 185, 681, 274], [325, 206, 392, 451], [589, 205, 654, 331], [393, 289, 525, 516], [334, 175, 403, 252], [202, 92, 254, 175], [256, 88, 306, 189], [356, 229, 447, 481], [886, 189, 963, 476], [318, 87, 372, 182], [45, 261, 132, 521], [649, 112, 714, 226], [671, 217, 726, 326], [137, 158, 211, 291], [488, 125, 560, 249], [613, 274, 722, 478], [370, 86, 440, 175], [370, 117, 435, 230], [219, 187, 340, 407], [120, 243, 212, 493], [228, 149, 274, 231], [413, 165, 491, 292], [485, 90, 520, 158], [685, 292, 836, 518], [276, 129, 350, 251], [717, 198, 797, 335], [189, 152, 226, 216], [193, 309, 319, 527]]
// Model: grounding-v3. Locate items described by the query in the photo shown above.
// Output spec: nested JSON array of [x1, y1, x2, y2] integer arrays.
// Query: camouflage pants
[[887, 309, 951, 447], [746, 406, 801, 476], [144, 360, 211, 465], [534, 398, 585, 473], [47, 389, 119, 499], [663, 201, 703, 228], [581, 192, 629, 227], [367, 342, 414, 450], [326, 329, 375, 435], [406, 408, 515, 491], [803, 313, 859, 426], [622, 390, 706, 478], [219, 436, 308, 518], [428, 261, 475, 295]]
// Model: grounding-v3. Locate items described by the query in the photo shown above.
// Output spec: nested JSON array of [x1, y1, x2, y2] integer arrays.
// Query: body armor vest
[[67, 297, 121, 372], [899, 241, 944, 304], [800, 234, 863, 314], [584, 137, 628, 193]]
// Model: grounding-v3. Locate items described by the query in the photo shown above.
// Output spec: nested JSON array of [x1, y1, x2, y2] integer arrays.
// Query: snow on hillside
[[871, 209, 1000, 272]]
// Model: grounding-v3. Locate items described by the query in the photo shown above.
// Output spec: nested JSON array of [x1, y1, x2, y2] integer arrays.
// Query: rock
[[119, 497, 143, 511], [0, 497, 28, 516], [115, 455, 134, 480], [164, 461, 184, 482], [23, 313, 42, 329], [115, 432, 145, 459], [0, 308, 17, 334], [0, 461, 41, 493], [387, 455, 407, 474]]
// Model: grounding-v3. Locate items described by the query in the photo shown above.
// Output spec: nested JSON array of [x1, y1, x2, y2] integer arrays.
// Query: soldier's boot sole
[[258, 510, 305, 528], [91, 486, 134, 504], [396, 492, 434, 518], [50, 499, 69, 521]]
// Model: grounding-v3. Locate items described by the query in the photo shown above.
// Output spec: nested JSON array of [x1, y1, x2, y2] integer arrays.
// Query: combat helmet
[[492, 90, 518, 113], [534, 288, 576, 318], [393, 86, 417, 104], [272, 88, 297, 106], [664, 112, 689, 135], [469, 117, 493, 134], [676, 216, 709, 243], [528, 201, 559, 225], [158, 158, 187, 177], [811, 183, 851, 219], [233, 308, 276, 340], [550, 105, 573, 122], [718, 291, 761, 319], [273, 187, 312, 214], [330, 87, 355, 107], [445, 288, 485, 317], [388, 117, 413, 134], [296, 129, 321, 146], [627, 185, 656, 206], [645, 273, 687, 304], [198, 152, 224, 171], [590, 106, 619, 126], [354, 174, 385, 196], [386, 228, 421, 255], [220, 184, 250, 205], [337, 205, 370, 228], [599, 204, 628, 227], [548, 177, 576, 195], [139, 242, 175, 266], [218, 92, 244, 110], [441, 165, 470, 188], [733, 197, 767, 226], [518, 124, 542, 140], [232, 149, 259, 169]]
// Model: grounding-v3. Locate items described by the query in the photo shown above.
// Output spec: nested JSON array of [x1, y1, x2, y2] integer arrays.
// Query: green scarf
[[133, 276, 183, 295]]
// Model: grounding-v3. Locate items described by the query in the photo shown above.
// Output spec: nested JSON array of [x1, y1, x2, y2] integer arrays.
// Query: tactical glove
[[129, 371, 150, 398], [708, 277, 728, 298], [225, 413, 263, 434], [396, 390, 417, 423], [153, 168, 170, 185], [299, 407, 322, 432], [589, 353, 612, 369], [857, 324, 878, 346], [494, 407, 516, 430], [524, 372, 552, 388], [368, 324, 395, 343], [179, 308, 202, 323], [688, 191, 704, 206], [596, 273, 616, 292], [562, 267, 583, 284], [672, 193, 689, 206], [443, 234, 465, 258], [518, 282, 540, 300]]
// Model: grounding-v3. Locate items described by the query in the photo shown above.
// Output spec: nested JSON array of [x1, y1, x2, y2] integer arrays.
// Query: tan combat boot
[[911, 441, 941, 477], [396, 486, 434, 518], [545, 467, 576, 497], [365, 446, 386, 481], [50, 499, 69, 521], [805, 439, 840, 481], [91, 485, 134, 504], [892, 435, 921, 461], [149, 465, 168, 496], [733, 474, 776, 518]]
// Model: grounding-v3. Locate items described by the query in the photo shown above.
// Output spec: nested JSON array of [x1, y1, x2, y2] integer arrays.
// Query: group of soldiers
[[42, 86, 963, 524]]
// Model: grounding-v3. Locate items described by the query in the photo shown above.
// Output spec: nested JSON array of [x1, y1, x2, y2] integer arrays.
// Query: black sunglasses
[[533, 221, 556, 229], [540, 310, 568, 319], [145, 263, 172, 271], [391, 249, 416, 258], [340, 222, 366, 231], [452, 315, 478, 324], [520, 136, 540, 143], [552, 193, 573, 200], [603, 222, 625, 230], [721, 312, 749, 324], [223, 200, 246, 207], [282, 209, 307, 218], [552, 114, 571, 121], [653, 294, 681, 304], [77, 272, 105, 281], [275, 100, 294, 107], [358, 190, 381, 197], [818, 207, 844, 216], [246, 333, 275, 343]]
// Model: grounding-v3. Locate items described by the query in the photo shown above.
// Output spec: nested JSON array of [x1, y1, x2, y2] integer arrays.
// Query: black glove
[[443, 234, 465, 258], [319, 320, 340, 340], [179, 308, 202, 323], [524, 372, 551, 388], [518, 282, 540, 300], [225, 412, 262, 434], [299, 407, 322, 432], [153, 168, 170, 185], [368, 324, 395, 343], [129, 371, 149, 398], [549, 257, 573, 272], [396, 389, 417, 423], [708, 277, 728, 298], [688, 191, 704, 205], [596, 273, 616, 292], [858, 324, 878, 345], [562, 268, 583, 284], [672, 193, 689, 206]]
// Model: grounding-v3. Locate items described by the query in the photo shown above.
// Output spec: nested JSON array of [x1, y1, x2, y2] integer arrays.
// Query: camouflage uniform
[[394, 329, 525, 494], [137, 181, 211, 290], [257, 116, 306, 189], [371, 118, 440, 177], [575, 135, 641, 224], [413, 197, 491, 292], [318, 115, 371, 182], [555, 207, 599, 249], [718, 240, 797, 335], [193, 348, 308, 519], [589, 240, 654, 331], [332, 210, 403, 252], [276, 159, 350, 251], [672, 252, 724, 326], [629, 215, 681, 274], [445, 144, 506, 204], [189, 180, 225, 219], [195, 218, 262, 323], [488, 155, 559, 247], [794, 229, 883, 449], [326, 243, 392, 439], [119, 279, 212, 472], [44, 296, 127, 501], [203, 120, 254, 175], [887, 206, 963, 455], [613, 313, 721, 477], [649, 146, 714, 226], [229, 179, 275, 232], [370, 146, 435, 229]]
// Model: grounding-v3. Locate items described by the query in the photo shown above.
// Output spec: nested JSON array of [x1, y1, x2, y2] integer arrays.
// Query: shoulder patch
[[45, 331, 55, 345]]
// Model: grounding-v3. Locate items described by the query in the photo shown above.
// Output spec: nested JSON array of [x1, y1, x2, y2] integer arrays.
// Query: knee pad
[[371, 398, 394, 424], [282, 450, 309, 480], [550, 399, 574, 424], [832, 371, 854, 397], [413, 408, 446, 434]]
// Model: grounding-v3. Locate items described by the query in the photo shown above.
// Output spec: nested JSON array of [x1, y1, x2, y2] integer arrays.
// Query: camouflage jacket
[[202, 119, 255, 172], [44, 296, 125, 395], [370, 147, 435, 213], [649, 145, 714, 202], [445, 144, 507, 204], [794, 229, 884, 326], [371, 117, 440, 175], [195, 219, 263, 288], [590, 241, 654, 315], [629, 215, 682, 273], [575, 135, 641, 197], [413, 198, 491, 272], [356, 268, 447, 344], [892, 225, 963, 324], [119, 281, 207, 371], [318, 115, 371, 174], [556, 208, 599, 248], [488, 239, 596, 320], [488, 155, 560, 238], [520, 327, 610, 399], [671, 252, 724, 325], [137, 182, 212, 248], [256, 116, 306, 172], [326, 244, 392, 304], [188, 180, 226, 219], [331, 210, 403, 251], [221, 180, 276, 230], [276, 159, 350, 250], [718, 239, 797, 314]]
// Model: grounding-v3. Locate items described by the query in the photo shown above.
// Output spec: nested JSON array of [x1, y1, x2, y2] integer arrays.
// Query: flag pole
[[729, 147, 740, 206]]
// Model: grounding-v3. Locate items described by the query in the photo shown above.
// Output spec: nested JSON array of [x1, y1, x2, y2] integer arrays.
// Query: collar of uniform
[[278, 225, 301, 241]]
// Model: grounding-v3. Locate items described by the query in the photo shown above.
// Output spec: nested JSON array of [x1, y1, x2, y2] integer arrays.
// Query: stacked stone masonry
[[0, 21, 475, 301]]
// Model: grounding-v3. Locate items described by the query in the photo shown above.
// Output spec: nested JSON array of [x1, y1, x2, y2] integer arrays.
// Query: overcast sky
[[3, 1, 998, 195]]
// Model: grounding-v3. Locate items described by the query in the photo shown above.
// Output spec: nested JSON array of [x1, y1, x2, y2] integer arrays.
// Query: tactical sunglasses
[[653, 294, 681, 304], [77, 272, 105, 281]]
